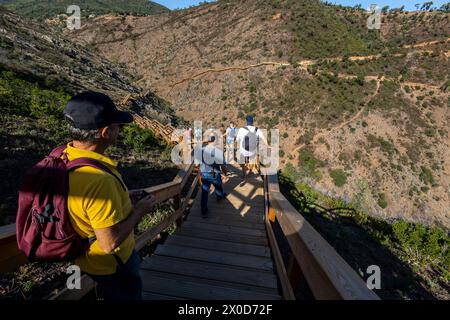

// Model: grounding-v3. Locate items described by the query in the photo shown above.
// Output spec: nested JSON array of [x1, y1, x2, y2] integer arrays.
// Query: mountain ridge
[[0, 0, 170, 20]]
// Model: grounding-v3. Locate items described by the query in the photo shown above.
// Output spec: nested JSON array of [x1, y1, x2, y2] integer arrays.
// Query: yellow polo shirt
[[65, 143, 135, 275]]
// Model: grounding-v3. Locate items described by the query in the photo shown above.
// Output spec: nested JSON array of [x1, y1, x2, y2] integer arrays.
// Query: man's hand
[[94, 194, 157, 254], [134, 194, 157, 218]]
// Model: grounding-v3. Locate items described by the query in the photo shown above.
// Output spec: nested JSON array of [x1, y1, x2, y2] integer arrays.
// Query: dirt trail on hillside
[[291, 77, 384, 161], [289, 74, 447, 162], [168, 37, 449, 90], [168, 61, 291, 90], [403, 38, 450, 48]]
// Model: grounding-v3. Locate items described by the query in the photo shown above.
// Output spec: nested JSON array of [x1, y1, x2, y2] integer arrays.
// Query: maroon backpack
[[16, 145, 126, 262]]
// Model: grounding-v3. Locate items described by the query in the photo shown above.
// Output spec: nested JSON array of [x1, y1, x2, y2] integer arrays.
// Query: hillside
[[70, 0, 450, 229], [0, 0, 448, 301], [0, 8, 178, 226], [0, 0, 169, 20]]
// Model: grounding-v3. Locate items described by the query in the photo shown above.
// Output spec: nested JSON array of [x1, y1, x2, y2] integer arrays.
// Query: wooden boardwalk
[[140, 165, 281, 300]]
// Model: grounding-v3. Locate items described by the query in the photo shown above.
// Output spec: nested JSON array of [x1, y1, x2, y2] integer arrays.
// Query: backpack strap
[[67, 158, 127, 192], [49, 145, 68, 158]]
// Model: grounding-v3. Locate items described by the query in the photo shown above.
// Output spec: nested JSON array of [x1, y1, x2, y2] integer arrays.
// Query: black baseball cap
[[63, 91, 133, 130]]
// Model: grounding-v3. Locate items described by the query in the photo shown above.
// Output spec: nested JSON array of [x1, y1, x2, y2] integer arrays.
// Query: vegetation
[[276, 0, 384, 59], [367, 134, 397, 157], [0, 0, 169, 20], [121, 123, 163, 152], [377, 193, 388, 209], [0, 70, 70, 119], [419, 166, 435, 186], [281, 72, 375, 127], [329, 168, 348, 187], [297, 147, 325, 181]]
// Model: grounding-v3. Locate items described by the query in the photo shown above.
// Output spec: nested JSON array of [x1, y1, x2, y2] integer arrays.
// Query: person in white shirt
[[236, 115, 267, 179]]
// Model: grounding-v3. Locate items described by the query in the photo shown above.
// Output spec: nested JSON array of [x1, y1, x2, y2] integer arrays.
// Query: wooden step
[[189, 204, 264, 218], [154, 244, 273, 271], [189, 210, 264, 222], [187, 215, 265, 230], [194, 193, 265, 205], [165, 234, 271, 257], [177, 226, 268, 246], [142, 256, 278, 292], [181, 221, 266, 237], [190, 198, 265, 210], [141, 270, 280, 300]]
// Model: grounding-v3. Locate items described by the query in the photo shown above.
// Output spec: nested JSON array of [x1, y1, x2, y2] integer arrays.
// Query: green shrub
[[299, 147, 325, 181], [377, 193, 388, 208], [419, 166, 434, 185], [329, 169, 347, 187], [392, 220, 450, 268], [121, 124, 161, 152], [0, 71, 32, 115], [29, 87, 70, 119], [0, 70, 70, 119]]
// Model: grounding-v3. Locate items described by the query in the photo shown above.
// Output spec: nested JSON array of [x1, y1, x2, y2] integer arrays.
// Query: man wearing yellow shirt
[[63, 91, 156, 300]]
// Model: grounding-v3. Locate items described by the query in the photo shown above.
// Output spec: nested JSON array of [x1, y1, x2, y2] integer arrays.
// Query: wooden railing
[[133, 113, 176, 146], [118, 93, 177, 146], [260, 160, 380, 300], [0, 224, 27, 273]]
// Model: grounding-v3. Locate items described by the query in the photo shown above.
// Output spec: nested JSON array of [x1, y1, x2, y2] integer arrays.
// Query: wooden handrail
[[0, 224, 27, 273], [261, 166, 379, 300], [262, 175, 296, 300]]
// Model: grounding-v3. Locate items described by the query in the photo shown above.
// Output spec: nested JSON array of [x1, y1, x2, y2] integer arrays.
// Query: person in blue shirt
[[199, 135, 227, 218]]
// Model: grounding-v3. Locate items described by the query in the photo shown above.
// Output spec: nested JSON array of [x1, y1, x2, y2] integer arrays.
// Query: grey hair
[[67, 123, 101, 143]]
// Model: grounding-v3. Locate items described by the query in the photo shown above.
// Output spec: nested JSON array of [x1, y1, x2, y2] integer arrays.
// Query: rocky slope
[[0, 7, 175, 121]]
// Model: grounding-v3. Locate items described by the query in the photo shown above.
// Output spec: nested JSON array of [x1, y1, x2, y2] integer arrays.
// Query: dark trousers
[[201, 172, 225, 214], [88, 250, 142, 300]]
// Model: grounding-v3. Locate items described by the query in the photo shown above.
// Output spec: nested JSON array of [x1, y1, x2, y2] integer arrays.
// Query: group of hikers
[[16, 91, 268, 300], [180, 117, 268, 218]]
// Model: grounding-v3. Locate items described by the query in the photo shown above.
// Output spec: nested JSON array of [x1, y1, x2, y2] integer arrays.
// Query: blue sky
[[153, 0, 449, 11]]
